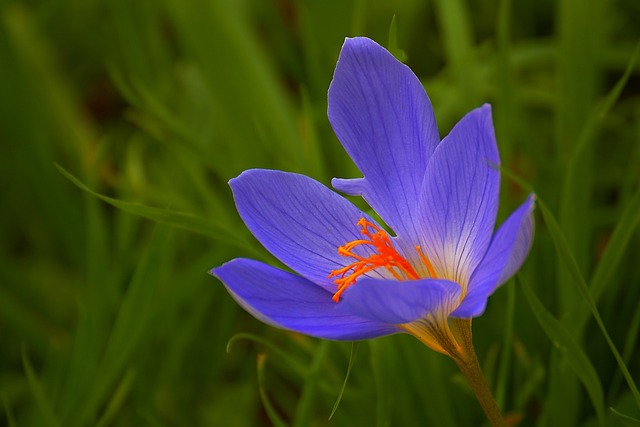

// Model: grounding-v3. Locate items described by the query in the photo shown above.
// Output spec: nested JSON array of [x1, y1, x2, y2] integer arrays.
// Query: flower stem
[[450, 319, 506, 427]]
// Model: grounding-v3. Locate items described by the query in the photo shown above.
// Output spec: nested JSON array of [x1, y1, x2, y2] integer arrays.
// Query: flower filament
[[328, 218, 437, 302]]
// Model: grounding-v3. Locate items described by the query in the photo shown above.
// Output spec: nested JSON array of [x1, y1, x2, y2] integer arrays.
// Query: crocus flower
[[212, 37, 534, 359]]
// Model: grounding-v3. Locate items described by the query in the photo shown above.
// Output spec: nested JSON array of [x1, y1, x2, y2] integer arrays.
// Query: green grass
[[1, 0, 640, 425]]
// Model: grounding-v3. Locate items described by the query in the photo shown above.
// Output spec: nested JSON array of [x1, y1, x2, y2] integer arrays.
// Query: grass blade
[[94, 369, 136, 427], [536, 197, 640, 410], [495, 282, 516, 410], [329, 343, 359, 420], [22, 346, 59, 427], [432, 0, 478, 104], [227, 333, 308, 377], [564, 42, 640, 172], [2, 394, 17, 427], [576, 178, 640, 328], [562, 41, 640, 329], [387, 16, 407, 63], [609, 300, 640, 400], [611, 407, 640, 427], [499, 165, 640, 413], [257, 354, 289, 427], [369, 340, 393, 427], [520, 277, 605, 426], [293, 340, 330, 427], [69, 225, 170, 425], [55, 164, 264, 259]]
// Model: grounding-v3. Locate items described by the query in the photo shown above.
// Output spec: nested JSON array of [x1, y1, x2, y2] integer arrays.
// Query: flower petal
[[212, 258, 397, 340], [230, 169, 385, 291], [418, 104, 500, 287], [451, 195, 535, 318], [338, 278, 461, 324], [328, 37, 439, 244]]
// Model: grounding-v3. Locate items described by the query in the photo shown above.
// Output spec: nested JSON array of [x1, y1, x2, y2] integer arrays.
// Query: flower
[[211, 37, 534, 356]]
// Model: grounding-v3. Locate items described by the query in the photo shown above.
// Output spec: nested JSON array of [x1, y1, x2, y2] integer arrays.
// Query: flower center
[[328, 218, 437, 302]]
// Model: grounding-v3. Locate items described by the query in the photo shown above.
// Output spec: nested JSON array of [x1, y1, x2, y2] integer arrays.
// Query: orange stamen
[[416, 246, 437, 278], [328, 218, 420, 302]]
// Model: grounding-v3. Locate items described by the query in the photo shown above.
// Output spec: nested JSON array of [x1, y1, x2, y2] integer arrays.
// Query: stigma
[[328, 218, 436, 302]]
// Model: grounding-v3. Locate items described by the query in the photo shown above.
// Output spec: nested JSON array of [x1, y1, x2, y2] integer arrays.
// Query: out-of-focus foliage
[[1, 0, 639, 426]]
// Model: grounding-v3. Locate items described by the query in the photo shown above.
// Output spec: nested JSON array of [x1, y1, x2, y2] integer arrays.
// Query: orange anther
[[329, 219, 419, 301]]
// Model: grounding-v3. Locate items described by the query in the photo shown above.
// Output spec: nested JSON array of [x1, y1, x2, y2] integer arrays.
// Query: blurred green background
[[1, 0, 640, 425]]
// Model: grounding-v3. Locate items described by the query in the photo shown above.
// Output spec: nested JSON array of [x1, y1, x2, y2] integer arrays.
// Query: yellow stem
[[449, 319, 506, 427], [405, 316, 506, 426]]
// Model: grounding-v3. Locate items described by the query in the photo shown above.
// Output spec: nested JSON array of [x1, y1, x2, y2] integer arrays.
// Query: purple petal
[[328, 37, 439, 246], [452, 194, 535, 317], [212, 258, 397, 340], [418, 105, 500, 288], [230, 169, 387, 291], [338, 277, 462, 324]]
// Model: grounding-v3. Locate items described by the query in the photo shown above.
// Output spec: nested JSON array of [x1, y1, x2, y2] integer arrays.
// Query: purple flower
[[211, 37, 534, 354]]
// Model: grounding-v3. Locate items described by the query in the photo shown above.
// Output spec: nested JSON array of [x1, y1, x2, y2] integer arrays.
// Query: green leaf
[[520, 277, 605, 426], [55, 164, 264, 259]]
